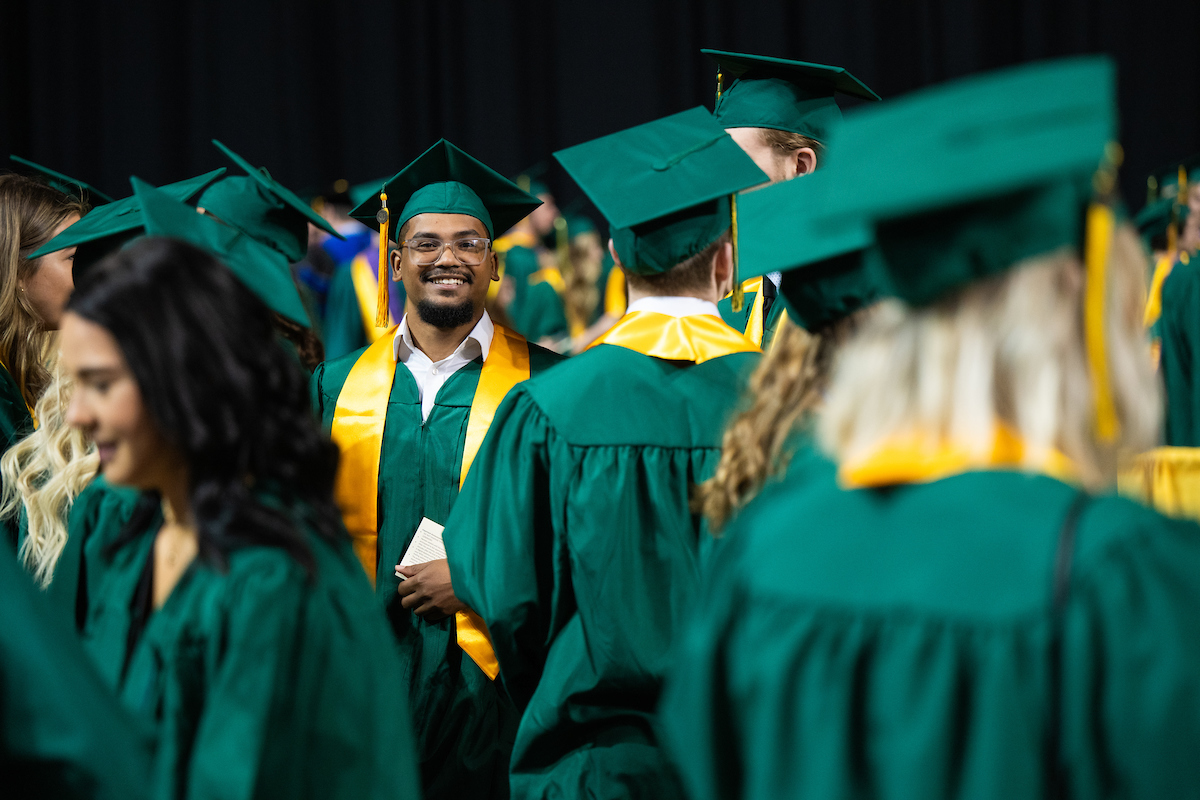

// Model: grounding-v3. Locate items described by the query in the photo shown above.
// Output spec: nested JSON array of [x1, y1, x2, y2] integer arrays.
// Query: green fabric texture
[[350, 140, 542, 242], [717, 281, 792, 348], [9, 155, 114, 204], [312, 338, 563, 800], [81, 495, 421, 800], [132, 178, 312, 327], [514, 275, 569, 343], [1135, 194, 1189, 247], [443, 343, 759, 799], [554, 106, 768, 275], [0, 539, 153, 799], [34, 476, 142, 631], [29, 168, 227, 262], [821, 56, 1116, 305], [660, 467, 1200, 800], [1159, 255, 1200, 445], [0, 363, 33, 550], [735, 169, 881, 329], [349, 176, 391, 208], [200, 139, 342, 264], [702, 49, 880, 141]]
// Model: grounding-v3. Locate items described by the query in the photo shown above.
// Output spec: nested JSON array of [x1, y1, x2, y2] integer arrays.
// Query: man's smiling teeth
[[432, 277, 465, 285]]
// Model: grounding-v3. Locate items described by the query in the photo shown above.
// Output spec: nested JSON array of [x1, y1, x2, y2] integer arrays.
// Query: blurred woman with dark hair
[[60, 236, 420, 800]]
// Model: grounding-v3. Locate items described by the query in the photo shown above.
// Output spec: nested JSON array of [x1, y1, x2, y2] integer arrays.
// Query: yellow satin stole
[[840, 425, 1076, 489], [603, 268, 627, 318], [587, 311, 760, 363], [1144, 250, 1188, 329], [329, 323, 531, 680], [1118, 447, 1200, 524], [350, 254, 394, 340]]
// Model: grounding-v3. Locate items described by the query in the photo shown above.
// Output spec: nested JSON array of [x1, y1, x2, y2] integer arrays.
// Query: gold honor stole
[[588, 311, 760, 363], [839, 425, 1076, 489], [350, 254, 395, 341], [330, 323, 531, 680], [1119, 447, 1200, 524]]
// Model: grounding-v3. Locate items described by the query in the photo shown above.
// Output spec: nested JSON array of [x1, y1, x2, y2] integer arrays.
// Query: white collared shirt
[[394, 311, 495, 422], [626, 295, 723, 318]]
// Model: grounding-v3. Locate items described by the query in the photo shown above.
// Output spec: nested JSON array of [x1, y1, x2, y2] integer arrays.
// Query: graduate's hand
[[396, 559, 466, 621]]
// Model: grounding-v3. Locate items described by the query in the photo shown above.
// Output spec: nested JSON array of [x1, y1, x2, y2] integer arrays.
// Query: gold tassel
[[730, 192, 744, 313], [375, 190, 390, 328], [716, 67, 724, 100], [1084, 143, 1122, 444]]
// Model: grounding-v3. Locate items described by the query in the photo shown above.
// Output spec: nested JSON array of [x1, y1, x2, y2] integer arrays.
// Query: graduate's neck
[[405, 302, 485, 363], [158, 467, 196, 530]]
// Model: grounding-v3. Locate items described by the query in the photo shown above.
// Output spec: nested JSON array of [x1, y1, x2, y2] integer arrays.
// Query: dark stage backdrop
[[2, 0, 1196, 223]]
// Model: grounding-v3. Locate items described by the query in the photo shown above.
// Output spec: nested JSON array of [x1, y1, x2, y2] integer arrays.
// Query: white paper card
[[395, 517, 446, 579]]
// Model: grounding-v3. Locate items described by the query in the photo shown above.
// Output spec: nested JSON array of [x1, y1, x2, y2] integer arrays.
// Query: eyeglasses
[[400, 237, 492, 266]]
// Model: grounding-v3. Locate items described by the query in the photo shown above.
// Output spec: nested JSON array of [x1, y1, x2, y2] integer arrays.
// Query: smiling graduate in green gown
[[703, 49, 879, 349], [59, 230, 419, 800], [660, 56, 1200, 800], [442, 107, 766, 800], [312, 140, 562, 800]]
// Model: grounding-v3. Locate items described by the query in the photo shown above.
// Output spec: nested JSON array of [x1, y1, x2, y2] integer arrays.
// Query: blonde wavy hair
[[820, 223, 1158, 491], [699, 312, 866, 531], [0, 173, 87, 405], [1, 367, 98, 587]]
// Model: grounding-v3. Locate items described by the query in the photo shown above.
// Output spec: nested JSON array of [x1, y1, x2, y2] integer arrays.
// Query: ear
[[713, 241, 734, 296], [390, 246, 403, 281], [608, 238, 625, 270], [792, 146, 818, 178], [489, 251, 500, 282]]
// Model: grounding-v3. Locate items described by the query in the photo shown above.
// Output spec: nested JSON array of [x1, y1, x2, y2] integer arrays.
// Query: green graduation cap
[[820, 55, 1117, 305], [349, 139, 542, 241], [1135, 194, 1188, 251], [703, 49, 880, 143], [29, 169, 227, 270], [554, 106, 768, 276], [9, 155, 114, 204], [349, 177, 391, 209], [737, 169, 881, 330], [820, 55, 1123, 442], [196, 140, 342, 264], [1149, 154, 1200, 201], [131, 178, 311, 327]]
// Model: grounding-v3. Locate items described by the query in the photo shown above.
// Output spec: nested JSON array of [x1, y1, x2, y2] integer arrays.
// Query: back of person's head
[[623, 230, 730, 297], [67, 236, 342, 571], [820, 224, 1158, 490], [0, 174, 87, 401]]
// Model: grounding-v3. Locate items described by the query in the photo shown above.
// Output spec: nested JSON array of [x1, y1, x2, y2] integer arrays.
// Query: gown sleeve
[[0, 544, 152, 800], [1160, 261, 1200, 446], [444, 388, 569, 708]]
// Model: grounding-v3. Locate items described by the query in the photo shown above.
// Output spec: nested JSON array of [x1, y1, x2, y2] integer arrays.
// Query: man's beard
[[416, 298, 475, 329]]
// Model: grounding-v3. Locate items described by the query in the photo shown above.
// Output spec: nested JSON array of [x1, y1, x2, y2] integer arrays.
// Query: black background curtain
[[2, 0, 1196, 219]]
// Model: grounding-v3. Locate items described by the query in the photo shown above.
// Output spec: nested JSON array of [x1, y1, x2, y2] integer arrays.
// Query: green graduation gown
[[82, 501, 420, 800], [660, 467, 1200, 800], [1160, 252, 1200, 445], [1, 539, 152, 799], [0, 363, 33, 549], [444, 340, 760, 800], [42, 476, 143, 629], [312, 336, 562, 800], [718, 277, 790, 351]]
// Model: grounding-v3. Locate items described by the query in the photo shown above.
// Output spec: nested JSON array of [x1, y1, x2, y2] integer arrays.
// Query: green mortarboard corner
[[29, 169, 227, 269], [516, 162, 552, 198], [1135, 195, 1188, 246], [737, 169, 882, 329], [131, 177, 312, 327], [554, 106, 767, 275], [1150, 154, 1200, 199], [565, 214, 597, 238], [349, 177, 391, 209], [9, 155, 114, 204], [819, 55, 1117, 306], [703, 49, 880, 142], [197, 140, 343, 264], [350, 140, 542, 241]]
